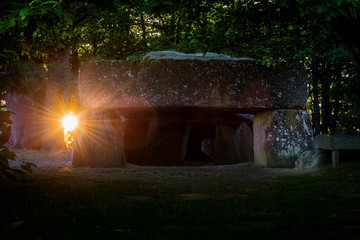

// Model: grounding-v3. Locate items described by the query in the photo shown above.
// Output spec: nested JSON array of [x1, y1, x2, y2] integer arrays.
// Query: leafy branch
[[0, 111, 36, 182]]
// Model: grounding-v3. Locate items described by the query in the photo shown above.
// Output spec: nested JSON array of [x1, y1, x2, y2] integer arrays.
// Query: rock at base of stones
[[295, 149, 330, 170]]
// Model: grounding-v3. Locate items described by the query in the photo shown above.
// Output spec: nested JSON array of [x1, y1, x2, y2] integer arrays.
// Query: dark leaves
[[21, 161, 37, 173], [0, 111, 13, 125], [0, 145, 16, 161], [0, 143, 37, 181]]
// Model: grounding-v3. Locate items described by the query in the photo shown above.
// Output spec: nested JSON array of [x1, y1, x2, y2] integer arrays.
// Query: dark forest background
[[1, 0, 360, 136]]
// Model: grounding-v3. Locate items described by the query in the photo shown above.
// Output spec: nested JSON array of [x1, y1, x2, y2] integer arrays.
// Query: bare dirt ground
[[9, 149, 320, 194]]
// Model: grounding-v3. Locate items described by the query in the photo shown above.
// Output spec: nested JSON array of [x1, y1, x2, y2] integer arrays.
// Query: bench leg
[[332, 150, 339, 170]]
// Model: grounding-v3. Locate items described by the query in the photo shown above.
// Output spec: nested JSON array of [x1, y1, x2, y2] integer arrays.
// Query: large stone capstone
[[79, 59, 307, 114]]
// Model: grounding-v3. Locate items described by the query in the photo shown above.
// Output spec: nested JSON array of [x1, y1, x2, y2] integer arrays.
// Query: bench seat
[[315, 135, 360, 169]]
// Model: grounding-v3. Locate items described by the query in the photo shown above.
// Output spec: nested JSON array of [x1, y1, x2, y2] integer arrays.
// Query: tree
[[280, 0, 360, 68], [0, 0, 71, 179]]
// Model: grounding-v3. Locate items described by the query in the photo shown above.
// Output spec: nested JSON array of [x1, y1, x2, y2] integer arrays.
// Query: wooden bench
[[315, 135, 360, 169]]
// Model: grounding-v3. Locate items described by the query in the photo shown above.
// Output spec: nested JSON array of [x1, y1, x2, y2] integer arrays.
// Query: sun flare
[[62, 114, 78, 131], [62, 113, 78, 148]]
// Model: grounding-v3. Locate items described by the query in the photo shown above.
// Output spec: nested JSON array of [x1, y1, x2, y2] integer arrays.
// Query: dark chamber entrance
[[184, 124, 215, 165], [124, 121, 217, 166], [124, 116, 254, 166]]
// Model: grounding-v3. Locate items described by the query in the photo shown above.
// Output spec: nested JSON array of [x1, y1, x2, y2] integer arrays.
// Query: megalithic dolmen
[[73, 52, 313, 168]]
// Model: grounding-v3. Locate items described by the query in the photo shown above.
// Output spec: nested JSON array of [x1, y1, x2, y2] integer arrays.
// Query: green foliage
[[0, 0, 71, 95], [0, 0, 70, 34], [0, 146, 22, 181], [281, 0, 360, 20], [0, 1, 61, 181], [0, 112, 36, 182]]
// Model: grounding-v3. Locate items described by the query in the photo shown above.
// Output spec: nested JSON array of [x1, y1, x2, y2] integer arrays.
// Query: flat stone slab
[[79, 59, 307, 114], [315, 135, 360, 150]]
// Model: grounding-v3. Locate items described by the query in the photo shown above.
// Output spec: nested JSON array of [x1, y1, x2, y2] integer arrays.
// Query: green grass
[[1, 163, 360, 240]]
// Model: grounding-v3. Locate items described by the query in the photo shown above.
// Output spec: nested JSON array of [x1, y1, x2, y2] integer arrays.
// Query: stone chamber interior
[[123, 116, 254, 166]]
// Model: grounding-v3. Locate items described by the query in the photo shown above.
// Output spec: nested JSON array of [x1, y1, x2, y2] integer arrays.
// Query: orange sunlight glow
[[62, 113, 78, 148]]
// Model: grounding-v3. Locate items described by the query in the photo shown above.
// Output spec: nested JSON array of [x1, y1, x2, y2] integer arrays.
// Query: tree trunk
[[174, 14, 183, 44], [321, 62, 332, 135], [140, 14, 147, 41], [311, 56, 321, 135], [330, 64, 342, 133], [70, 49, 80, 78], [5, 93, 41, 149]]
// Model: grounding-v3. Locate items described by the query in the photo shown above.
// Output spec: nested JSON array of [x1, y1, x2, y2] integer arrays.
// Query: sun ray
[[62, 113, 78, 148]]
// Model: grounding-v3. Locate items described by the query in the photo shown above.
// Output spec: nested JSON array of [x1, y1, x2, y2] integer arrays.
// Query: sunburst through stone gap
[[62, 112, 78, 148]]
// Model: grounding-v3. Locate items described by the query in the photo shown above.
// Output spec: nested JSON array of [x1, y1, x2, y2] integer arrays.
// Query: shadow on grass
[[1, 163, 360, 239]]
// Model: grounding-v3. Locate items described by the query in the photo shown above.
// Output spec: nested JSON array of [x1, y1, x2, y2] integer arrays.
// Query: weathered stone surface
[[234, 122, 254, 163], [144, 51, 250, 60], [72, 109, 126, 167], [295, 149, 330, 169], [79, 58, 307, 113], [253, 109, 314, 168], [144, 122, 191, 165], [201, 138, 215, 160]]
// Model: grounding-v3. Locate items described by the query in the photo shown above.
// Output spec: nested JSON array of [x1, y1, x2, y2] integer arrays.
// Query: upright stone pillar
[[253, 109, 314, 168], [72, 109, 126, 167]]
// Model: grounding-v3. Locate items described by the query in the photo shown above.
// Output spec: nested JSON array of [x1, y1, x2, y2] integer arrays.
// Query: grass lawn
[[1, 163, 360, 240]]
